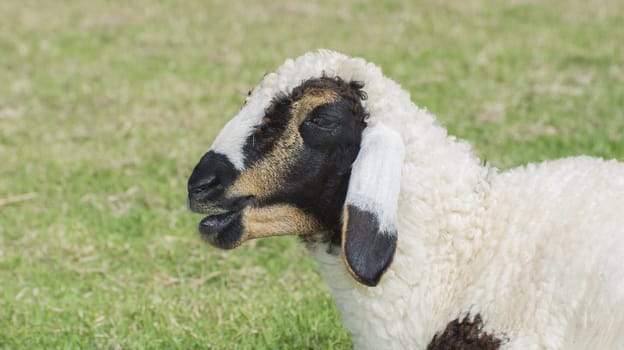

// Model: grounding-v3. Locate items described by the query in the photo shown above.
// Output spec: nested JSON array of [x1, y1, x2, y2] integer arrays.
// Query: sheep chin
[[198, 210, 245, 250]]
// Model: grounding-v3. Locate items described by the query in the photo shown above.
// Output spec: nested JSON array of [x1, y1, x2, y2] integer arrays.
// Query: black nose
[[187, 151, 238, 202], [188, 174, 218, 194]]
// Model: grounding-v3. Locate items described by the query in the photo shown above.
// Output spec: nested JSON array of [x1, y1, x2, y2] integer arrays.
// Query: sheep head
[[187, 52, 405, 286]]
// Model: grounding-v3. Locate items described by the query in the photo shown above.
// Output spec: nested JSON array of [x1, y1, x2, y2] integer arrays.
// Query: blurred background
[[1, 0, 622, 348]]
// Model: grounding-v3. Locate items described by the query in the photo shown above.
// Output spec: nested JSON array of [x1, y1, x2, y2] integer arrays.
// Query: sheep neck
[[306, 116, 494, 349]]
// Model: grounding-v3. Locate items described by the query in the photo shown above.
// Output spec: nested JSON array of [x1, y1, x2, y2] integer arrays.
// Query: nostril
[[188, 151, 239, 199], [189, 174, 218, 194]]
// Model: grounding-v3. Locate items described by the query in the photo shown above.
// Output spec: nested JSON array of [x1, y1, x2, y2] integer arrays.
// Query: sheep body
[[311, 155, 624, 349], [214, 50, 624, 349]]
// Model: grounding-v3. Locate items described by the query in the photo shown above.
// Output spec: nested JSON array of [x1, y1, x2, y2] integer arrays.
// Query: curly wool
[[251, 51, 624, 349]]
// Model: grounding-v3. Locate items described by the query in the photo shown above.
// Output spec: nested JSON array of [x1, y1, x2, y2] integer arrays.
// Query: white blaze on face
[[209, 101, 266, 171], [209, 73, 282, 171]]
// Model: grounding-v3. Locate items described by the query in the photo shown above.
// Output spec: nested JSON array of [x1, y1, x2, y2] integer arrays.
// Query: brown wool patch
[[427, 314, 503, 350]]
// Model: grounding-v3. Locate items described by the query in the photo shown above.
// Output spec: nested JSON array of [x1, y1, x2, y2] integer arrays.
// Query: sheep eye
[[306, 113, 338, 130]]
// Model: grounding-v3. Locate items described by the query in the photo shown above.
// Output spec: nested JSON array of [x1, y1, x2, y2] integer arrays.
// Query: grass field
[[1, 0, 623, 348]]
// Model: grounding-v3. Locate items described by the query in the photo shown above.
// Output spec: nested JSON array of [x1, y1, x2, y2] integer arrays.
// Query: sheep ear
[[342, 123, 404, 286]]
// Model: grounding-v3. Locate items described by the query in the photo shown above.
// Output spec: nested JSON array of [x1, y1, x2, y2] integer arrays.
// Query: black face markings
[[188, 151, 248, 249], [199, 211, 245, 249], [239, 77, 368, 245], [300, 100, 364, 148], [427, 314, 504, 350], [188, 151, 240, 211], [282, 99, 364, 234], [190, 76, 369, 250], [304, 104, 342, 130], [242, 93, 293, 168], [343, 206, 397, 287], [242, 77, 368, 170]]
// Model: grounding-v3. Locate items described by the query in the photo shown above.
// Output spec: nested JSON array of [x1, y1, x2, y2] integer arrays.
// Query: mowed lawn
[[1, 0, 622, 348]]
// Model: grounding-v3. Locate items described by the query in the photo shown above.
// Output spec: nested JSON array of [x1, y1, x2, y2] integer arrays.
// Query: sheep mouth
[[199, 210, 240, 234], [195, 197, 252, 249], [198, 210, 244, 249]]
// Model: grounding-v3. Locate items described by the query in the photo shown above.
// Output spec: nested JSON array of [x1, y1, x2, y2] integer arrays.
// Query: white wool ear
[[342, 122, 404, 286], [346, 122, 405, 234]]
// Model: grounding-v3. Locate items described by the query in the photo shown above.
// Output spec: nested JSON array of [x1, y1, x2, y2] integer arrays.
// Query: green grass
[[1, 0, 622, 348]]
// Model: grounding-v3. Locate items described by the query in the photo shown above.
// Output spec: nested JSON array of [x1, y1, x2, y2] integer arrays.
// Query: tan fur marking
[[242, 204, 323, 239], [226, 88, 340, 199], [226, 122, 301, 199], [291, 89, 340, 125]]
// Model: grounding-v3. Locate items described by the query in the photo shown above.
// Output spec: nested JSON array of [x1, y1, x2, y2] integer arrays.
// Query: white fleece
[[225, 50, 624, 349]]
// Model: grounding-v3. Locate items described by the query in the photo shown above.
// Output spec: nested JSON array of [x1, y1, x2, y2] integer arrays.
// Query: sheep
[[186, 50, 624, 349]]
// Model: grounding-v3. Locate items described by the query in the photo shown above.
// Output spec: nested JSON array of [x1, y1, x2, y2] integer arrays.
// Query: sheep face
[[188, 73, 404, 286], [188, 77, 366, 249]]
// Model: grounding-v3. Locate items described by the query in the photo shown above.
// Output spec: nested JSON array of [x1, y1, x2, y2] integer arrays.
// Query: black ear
[[343, 205, 398, 286], [341, 123, 404, 286]]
